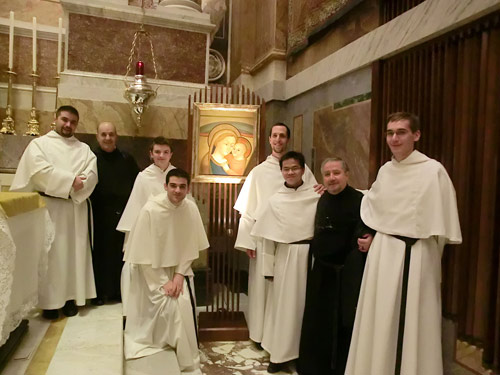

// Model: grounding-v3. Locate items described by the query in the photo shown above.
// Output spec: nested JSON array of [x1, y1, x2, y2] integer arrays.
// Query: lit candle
[[57, 18, 62, 74], [136, 61, 144, 76], [32, 17, 37, 73], [8, 11, 14, 70]]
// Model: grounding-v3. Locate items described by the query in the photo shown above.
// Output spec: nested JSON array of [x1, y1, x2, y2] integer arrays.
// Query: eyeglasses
[[282, 166, 303, 173]]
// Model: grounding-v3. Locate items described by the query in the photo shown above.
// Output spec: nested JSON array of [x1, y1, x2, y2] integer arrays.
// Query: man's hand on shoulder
[[358, 234, 374, 253], [72, 176, 86, 192], [313, 183, 326, 195], [246, 249, 256, 258]]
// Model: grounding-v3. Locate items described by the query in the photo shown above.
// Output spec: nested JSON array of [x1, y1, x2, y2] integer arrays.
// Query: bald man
[[90, 122, 139, 304]]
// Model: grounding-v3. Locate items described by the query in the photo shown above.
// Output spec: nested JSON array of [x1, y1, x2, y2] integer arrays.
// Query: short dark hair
[[321, 157, 350, 173], [269, 122, 291, 139], [150, 137, 172, 152], [280, 151, 305, 169], [56, 105, 79, 120], [166, 168, 190, 186], [387, 112, 420, 132]]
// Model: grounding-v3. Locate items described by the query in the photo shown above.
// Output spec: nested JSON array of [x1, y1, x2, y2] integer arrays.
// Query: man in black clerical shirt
[[297, 157, 374, 375], [90, 122, 139, 304]]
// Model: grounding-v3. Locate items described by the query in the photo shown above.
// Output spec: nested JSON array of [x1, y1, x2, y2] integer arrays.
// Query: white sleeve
[[175, 260, 193, 276], [261, 239, 276, 277], [70, 151, 98, 204], [234, 213, 257, 251]]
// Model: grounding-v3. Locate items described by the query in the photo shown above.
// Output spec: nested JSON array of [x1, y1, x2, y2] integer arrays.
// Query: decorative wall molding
[[238, 0, 500, 102], [60, 0, 214, 34]]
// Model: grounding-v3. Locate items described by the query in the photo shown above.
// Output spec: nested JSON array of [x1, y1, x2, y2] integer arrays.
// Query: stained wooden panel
[[371, 12, 500, 370], [381, 0, 426, 24]]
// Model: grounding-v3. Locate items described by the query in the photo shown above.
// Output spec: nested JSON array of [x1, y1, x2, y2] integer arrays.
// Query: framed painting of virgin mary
[[192, 103, 260, 183]]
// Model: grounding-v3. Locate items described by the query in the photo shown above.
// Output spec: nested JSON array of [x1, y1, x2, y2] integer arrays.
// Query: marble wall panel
[[0, 35, 58, 87], [254, 1, 275, 62], [67, 14, 206, 83], [0, 131, 188, 172], [287, 0, 379, 78], [0, 1, 63, 27], [275, 0, 288, 51], [56, 98, 188, 139], [0, 134, 34, 172], [266, 66, 371, 166], [313, 100, 370, 189], [78, 134, 189, 171]]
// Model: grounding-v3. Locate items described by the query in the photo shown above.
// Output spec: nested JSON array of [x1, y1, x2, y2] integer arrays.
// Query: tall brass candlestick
[[50, 75, 60, 132], [1, 70, 17, 135], [25, 72, 40, 136]]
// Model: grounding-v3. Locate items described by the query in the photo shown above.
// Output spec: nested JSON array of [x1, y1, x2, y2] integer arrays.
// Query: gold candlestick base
[[25, 72, 40, 136], [0, 105, 16, 135], [1, 70, 17, 135], [25, 108, 40, 136]]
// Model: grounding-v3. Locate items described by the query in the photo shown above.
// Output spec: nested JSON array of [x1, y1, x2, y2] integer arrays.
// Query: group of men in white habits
[[9, 105, 207, 372], [10, 105, 461, 375], [235, 113, 461, 375]]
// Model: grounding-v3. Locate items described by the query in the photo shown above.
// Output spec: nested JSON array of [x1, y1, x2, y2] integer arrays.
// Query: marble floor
[[1, 301, 487, 375]]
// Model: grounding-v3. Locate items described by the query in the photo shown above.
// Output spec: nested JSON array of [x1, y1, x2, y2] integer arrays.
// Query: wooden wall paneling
[[429, 45, 438, 159], [453, 36, 474, 338], [441, 40, 458, 315], [370, 60, 383, 183], [471, 30, 492, 341], [478, 28, 500, 366], [259, 100, 267, 163], [190, 83, 264, 340], [442, 39, 461, 316], [372, 11, 500, 369]]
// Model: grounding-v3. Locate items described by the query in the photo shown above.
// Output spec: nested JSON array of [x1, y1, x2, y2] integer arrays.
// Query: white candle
[[8, 11, 14, 70], [32, 17, 37, 73], [57, 18, 62, 74]]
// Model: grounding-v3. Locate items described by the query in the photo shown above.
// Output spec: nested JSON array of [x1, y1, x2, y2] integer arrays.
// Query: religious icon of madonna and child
[[199, 123, 254, 176]]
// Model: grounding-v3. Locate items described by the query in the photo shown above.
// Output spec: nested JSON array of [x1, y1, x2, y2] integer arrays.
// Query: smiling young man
[[233, 124, 316, 351], [124, 168, 208, 374], [298, 158, 374, 375], [250, 151, 319, 373], [117, 136, 177, 315], [10, 105, 98, 319], [118, 137, 175, 231], [346, 112, 462, 375], [90, 122, 139, 305]]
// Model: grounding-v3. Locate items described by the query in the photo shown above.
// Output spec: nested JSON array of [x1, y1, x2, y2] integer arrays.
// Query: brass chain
[[124, 1, 159, 90]]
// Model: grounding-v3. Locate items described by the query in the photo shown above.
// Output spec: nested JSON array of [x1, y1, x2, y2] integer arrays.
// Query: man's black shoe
[[253, 341, 263, 350], [62, 300, 78, 317], [91, 297, 104, 306], [42, 309, 59, 320], [267, 361, 285, 373]]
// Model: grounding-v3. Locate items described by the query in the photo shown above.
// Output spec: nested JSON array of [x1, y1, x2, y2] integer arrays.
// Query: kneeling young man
[[124, 168, 209, 373]]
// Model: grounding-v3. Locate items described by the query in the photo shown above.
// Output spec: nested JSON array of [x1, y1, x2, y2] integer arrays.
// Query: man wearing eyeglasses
[[346, 112, 462, 375], [250, 151, 318, 373], [233, 123, 317, 353]]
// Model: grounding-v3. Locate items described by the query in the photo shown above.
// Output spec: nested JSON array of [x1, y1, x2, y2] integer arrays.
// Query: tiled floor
[[1, 303, 489, 375], [200, 341, 295, 375]]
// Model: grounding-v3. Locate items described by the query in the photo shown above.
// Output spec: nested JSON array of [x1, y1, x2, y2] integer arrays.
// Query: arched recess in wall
[[370, 12, 500, 371]]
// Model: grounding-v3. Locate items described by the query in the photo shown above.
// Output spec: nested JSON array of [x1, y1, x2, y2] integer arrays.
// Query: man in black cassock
[[297, 157, 374, 375], [90, 122, 139, 304]]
